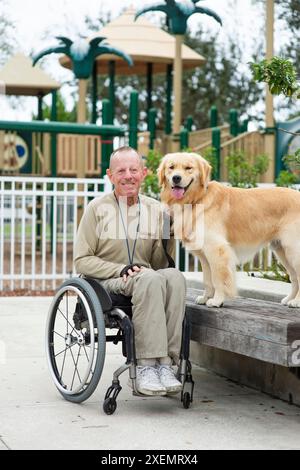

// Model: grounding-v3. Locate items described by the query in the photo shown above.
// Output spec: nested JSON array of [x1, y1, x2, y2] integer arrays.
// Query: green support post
[[185, 115, 193, 132], [101, 99, 113, 175], [148, 108, 157, 150], [240, 118, 249, 133], [109, 61, 115, 123], [210, 106, 218, 128], [129, 91, 138, 149], [36, 94, 43, 174], [146, 63, 153, 127], [229, 109, 238, 137], [212, 127, 221, 181], [50, 90, 57, 254], [37, 94, 43, 121], [92, 63, 98, 124], [165, 64, 172, 135], [50, 90, 57, 176], [180, 128, 189, 149]]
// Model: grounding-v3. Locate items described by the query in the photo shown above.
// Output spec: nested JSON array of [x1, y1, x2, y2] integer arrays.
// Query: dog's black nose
[[172, 175, 182, 185]]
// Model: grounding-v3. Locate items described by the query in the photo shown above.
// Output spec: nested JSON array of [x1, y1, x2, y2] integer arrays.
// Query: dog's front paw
[[287, 299, 300, 308], [195, 295, 208, 305], [206, 298, 224, 308], [281, 295, 292, 305]]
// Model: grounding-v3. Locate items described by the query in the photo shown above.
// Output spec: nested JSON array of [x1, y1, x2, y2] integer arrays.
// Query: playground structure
[[0, 6, 285, 182], [0, 103, 283, 182]]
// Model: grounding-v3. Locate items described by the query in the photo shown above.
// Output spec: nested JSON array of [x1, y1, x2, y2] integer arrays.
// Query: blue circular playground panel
[[4, 134, 28, 170]]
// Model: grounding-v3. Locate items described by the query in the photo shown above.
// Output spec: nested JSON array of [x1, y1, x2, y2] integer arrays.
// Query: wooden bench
[[186, 288, 300, 368]]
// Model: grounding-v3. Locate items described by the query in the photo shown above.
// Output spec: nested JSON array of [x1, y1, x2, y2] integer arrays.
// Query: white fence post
[[0, 176, 109, 291]]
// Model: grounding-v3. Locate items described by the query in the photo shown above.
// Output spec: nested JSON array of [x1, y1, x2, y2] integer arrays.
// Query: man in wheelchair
[[74, 146, 186, 397]]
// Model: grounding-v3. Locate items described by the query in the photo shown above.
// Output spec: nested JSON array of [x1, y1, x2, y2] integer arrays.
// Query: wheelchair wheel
[[45, 277, 106, 403]]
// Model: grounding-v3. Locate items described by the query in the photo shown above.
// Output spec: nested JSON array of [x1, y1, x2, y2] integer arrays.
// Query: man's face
[[106, 151, 147, 200]]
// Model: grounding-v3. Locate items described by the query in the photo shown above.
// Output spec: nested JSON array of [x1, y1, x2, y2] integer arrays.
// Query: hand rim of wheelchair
[[45, 278, 106, 402]]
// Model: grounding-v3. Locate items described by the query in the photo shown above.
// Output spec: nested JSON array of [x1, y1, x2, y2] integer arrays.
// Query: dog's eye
[[169, 165, 174, 170], [185, 166, 192, 171]]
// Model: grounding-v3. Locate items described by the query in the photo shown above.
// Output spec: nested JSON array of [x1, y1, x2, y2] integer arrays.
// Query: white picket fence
[[0, 176, 278, 292], [0, 176, 112, 291]]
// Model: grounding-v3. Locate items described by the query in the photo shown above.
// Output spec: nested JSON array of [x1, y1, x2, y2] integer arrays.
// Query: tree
[[249, 56, 300, 98], [183, 29, 264, 128], [0, 1, 16, 66], [32, 91, 77, 122], [135, 0, 222, 134]]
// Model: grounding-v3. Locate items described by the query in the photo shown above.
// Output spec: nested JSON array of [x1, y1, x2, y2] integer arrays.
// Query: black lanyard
[[114, 192, 141, 265]]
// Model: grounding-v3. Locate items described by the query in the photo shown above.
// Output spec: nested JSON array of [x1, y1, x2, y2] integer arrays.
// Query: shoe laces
[[137, 366, 160, 382], [158, 365, 176, 380]]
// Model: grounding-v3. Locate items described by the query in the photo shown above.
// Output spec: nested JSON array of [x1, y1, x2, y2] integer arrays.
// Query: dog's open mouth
[[171, 179, 193, 199]]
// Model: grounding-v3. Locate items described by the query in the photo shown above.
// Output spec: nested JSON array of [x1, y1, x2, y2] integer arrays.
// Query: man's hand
[[120, 264, 144, 282]]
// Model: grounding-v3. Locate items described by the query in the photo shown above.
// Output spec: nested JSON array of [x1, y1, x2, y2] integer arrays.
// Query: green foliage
[[184, 30, 264, 128], [284, 148, 300, 169], [225, 151, 269, 188], [141, 149, 162, 199], [249, 56, 300, 98], [32, 92, 77, 122], [275, 148, 300, 187], [202, 146, 218, 180], [275, 170, 298, 187], [0, 2, 16, 66], [257, 261, 290, 283]]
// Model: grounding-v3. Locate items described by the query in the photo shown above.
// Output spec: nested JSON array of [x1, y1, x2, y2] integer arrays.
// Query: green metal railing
[[0, 120, 125, 177]]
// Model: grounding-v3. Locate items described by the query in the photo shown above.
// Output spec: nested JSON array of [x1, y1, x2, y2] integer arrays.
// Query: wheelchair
[[45, 276, 194, 415]]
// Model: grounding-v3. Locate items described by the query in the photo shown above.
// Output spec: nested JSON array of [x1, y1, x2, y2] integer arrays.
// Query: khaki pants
[[100, 268, 186, 363]]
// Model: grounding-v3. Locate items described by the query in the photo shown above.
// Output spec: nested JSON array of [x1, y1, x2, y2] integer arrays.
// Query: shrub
[[225, 151, 269, 188]]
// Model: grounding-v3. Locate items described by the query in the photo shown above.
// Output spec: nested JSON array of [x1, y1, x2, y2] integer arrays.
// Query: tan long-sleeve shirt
[[74, 192, 174, 279]]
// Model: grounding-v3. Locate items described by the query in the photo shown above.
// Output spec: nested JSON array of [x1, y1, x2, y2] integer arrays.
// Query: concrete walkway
[[1, 294, 300, 450]]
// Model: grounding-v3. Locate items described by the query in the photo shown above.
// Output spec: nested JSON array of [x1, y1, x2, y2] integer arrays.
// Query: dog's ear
[[197, 155, 212, 189], [157, 157, 167, 187]]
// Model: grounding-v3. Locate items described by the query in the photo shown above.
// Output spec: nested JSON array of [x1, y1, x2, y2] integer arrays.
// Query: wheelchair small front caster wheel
[[182, 392, 191, 409], [103, 397, 117, 415]]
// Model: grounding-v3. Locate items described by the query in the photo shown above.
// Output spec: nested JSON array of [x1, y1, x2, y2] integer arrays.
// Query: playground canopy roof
[[0, 53, 61, 96], [60, 7, 206, 75]]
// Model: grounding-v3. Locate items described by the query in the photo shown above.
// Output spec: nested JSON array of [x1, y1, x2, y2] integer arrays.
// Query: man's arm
[[150, 210, 175, 271], [74, 201, 126, 279]]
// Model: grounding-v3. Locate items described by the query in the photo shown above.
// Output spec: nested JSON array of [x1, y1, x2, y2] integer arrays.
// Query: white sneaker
[[157, 365, 182, 394], [129, 366, 167, 396]]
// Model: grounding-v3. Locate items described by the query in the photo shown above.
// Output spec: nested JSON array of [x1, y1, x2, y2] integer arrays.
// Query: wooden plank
[[190, 324, 290, 366], [186, 288, 300, 367]]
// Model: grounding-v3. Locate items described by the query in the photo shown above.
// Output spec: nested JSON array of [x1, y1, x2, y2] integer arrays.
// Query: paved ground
[[1, 296, 300, 451]]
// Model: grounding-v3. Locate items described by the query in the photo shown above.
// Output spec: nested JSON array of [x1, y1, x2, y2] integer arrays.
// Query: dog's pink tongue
[[172, 187, 185, 199]]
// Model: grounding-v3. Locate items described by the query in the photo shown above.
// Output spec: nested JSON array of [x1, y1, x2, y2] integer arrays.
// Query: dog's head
[[157, 152, 212, 204]]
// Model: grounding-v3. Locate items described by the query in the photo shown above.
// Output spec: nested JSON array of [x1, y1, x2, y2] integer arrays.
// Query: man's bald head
[[109, 146, 144, 172]]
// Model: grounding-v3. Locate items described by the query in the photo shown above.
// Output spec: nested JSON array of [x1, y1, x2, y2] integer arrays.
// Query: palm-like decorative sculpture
[[135, 0, 222, 34], [135, 1, 222, 135], [33, 36, 133, 80], [33, 36, 133, 179]]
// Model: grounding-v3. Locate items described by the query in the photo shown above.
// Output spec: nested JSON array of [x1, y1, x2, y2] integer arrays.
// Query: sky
[[0, 0, 292, 123]]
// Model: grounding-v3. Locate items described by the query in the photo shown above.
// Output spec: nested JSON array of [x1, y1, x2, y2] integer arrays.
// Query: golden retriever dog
[[158, 152, 300, 308]]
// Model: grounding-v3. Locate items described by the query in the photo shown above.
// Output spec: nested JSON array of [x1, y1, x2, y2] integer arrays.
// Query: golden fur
[[158, 152, 300, 307]]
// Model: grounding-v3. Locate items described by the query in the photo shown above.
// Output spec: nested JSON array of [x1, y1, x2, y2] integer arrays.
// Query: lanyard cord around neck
[[114, 192, 141, 265]]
